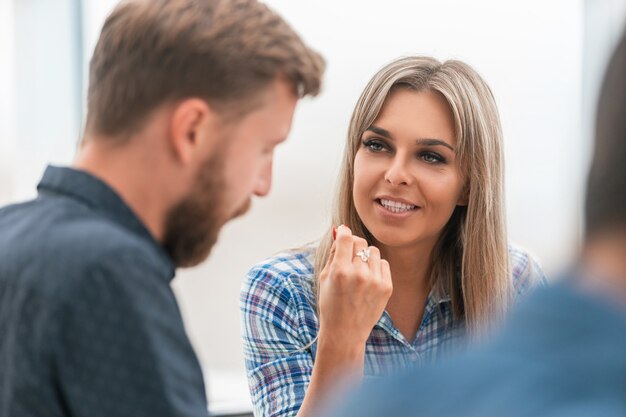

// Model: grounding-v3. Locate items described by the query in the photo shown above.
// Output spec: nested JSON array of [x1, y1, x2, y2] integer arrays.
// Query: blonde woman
[[240, 56, 547, 417]]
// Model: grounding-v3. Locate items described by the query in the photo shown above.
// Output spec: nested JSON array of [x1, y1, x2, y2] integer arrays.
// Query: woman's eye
[[363, 139, 386, 152], [421, 152, 445, 164]]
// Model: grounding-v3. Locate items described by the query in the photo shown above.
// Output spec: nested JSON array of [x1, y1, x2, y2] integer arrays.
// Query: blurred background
[[1, 0, 625, 412]]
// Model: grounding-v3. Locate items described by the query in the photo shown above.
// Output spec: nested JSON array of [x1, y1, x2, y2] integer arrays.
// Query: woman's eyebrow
[[365, 126, 392, 138], [415, 138, 455, 151]]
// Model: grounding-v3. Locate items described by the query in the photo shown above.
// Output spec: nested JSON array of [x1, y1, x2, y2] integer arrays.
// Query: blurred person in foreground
[[0, 0, 324, 416], [323, 27, 626, 417]]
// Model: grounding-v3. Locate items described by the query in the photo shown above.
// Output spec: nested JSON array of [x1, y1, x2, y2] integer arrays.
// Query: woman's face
[[353, 88, 466, 251]]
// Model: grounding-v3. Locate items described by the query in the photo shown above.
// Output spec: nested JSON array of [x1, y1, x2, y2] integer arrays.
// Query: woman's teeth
[[379, 199, 416, 213]]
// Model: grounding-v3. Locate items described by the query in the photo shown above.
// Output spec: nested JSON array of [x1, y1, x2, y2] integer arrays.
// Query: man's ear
[[169, 98, 216, 165]]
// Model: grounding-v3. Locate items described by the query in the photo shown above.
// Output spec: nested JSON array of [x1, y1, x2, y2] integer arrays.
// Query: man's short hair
[[85, 0, 325, 138], [586, 28, 626, 237]]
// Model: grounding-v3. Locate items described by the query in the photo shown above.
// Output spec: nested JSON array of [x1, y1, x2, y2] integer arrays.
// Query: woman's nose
[[384, 156, 413, 186]]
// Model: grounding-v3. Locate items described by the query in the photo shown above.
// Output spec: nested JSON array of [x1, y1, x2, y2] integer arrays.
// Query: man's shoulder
[[5, 204, 149, 260], [0, 198, 162, 297], [505, 276, 626, 343]]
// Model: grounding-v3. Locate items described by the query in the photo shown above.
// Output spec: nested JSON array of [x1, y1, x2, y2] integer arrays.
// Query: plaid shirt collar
[[376, 285, 453, 348]]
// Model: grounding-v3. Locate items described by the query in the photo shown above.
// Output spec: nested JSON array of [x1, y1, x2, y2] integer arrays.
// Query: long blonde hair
[[314, 56, 511, 338]]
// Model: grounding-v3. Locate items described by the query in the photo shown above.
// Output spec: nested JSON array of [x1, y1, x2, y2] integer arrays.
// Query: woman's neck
[[377, 240, 436, 342], [378, 240, 434, 293]]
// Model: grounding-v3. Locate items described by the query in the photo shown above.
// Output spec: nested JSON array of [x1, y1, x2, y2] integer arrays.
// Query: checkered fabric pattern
[[240, 244, 547, 417]]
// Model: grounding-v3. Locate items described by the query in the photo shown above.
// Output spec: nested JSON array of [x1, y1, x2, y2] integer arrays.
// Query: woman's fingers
[[351, 237, 369, 267], [333, 225, 355, 265], [319, 240, 337, 280], [380, 259, 393, 294], [365, 245, 381, 278]]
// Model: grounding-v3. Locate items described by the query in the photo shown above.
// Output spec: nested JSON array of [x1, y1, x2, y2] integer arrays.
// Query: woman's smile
[[375, 197, 420, 219]]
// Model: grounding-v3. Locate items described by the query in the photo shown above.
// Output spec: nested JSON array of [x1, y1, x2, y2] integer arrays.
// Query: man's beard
[[162, 151, 251, 268]]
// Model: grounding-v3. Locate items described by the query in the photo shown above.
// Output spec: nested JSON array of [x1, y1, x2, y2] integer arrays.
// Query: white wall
[[4, 0, 614, 402], [2, 0, 82, 203], [0, 0, 16, 206]]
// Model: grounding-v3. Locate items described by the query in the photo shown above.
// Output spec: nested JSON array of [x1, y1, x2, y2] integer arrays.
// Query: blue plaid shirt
[[240, 244, 547, 417]]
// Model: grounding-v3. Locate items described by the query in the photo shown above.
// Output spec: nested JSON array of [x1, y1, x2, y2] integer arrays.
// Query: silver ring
[[355, 248, 370, 263]]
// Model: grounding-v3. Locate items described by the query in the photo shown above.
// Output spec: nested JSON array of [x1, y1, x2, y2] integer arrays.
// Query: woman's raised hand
[[294, 225, 393, 417], [317, 225, 393, 346]]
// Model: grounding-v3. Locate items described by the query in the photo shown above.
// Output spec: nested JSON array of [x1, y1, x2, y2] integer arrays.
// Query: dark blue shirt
[[326, 275, 626, 417], [0, 166, 209, 417]]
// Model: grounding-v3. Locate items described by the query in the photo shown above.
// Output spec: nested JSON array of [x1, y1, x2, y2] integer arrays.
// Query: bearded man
[[0, 1, 324, 416]]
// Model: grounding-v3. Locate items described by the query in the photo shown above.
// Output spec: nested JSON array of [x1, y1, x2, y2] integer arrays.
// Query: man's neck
[[73, 138, 175, 242], [580, 232, 626, 310]]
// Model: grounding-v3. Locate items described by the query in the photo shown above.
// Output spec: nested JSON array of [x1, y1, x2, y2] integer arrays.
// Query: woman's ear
[[457, 183, 469, 206]]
